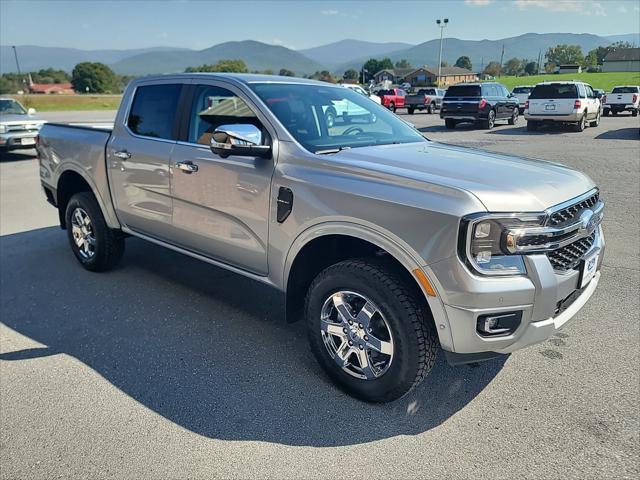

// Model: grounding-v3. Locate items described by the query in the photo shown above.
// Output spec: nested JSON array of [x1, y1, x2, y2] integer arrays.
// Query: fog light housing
[[476, 311, 522, 337]]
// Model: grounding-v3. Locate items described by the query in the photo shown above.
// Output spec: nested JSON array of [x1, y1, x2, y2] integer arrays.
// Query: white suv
[[525, 81, 601, 132]]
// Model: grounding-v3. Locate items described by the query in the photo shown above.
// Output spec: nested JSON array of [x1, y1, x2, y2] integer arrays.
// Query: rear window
[[513, 87, 533, 94], [445, 85, 481, 97], [127, 84, 182, 140], [419, 88, 437, 95], [529, 84, 578, 99], [611, 86, 639, 94]]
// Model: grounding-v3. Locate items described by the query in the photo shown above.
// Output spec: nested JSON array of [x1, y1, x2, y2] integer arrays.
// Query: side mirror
[[27, 108, 37, 115], [210, 124, 271, 159]]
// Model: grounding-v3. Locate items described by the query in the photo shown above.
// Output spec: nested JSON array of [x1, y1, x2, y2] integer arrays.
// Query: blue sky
[[1, 0, 639, 50]]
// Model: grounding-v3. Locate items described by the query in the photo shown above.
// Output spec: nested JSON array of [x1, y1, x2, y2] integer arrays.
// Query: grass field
[[493, 72, 640, 91], [9, 94, 122, 112]]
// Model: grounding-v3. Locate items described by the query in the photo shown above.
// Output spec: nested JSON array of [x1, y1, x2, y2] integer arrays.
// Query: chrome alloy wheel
[[320, 291, 394, 380], [70, 207, 96, 259]]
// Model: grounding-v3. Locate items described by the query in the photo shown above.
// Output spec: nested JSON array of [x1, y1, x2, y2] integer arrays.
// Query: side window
[[187, 85, 263, 146], [577, 83, 586, 98], [489, 85, 498, 97], [127, 84, 182, 140], [502, 86, 510, 97], [586, 86, 595, 98]]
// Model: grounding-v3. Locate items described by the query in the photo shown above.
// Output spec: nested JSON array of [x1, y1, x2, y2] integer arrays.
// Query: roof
[[136, 73, 333, 86], [29, 82, 73, 92], [374, 68, 415, 77], [603, 47, 640, 62], [405, 65, 475, 77]]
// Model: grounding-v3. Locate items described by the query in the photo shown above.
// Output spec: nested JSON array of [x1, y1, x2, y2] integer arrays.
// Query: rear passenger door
[[168, 81, 275, 275], [108, 80, 184, 239]]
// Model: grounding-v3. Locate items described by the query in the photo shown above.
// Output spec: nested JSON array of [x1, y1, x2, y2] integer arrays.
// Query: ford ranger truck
[[37, 74, 605, 403]]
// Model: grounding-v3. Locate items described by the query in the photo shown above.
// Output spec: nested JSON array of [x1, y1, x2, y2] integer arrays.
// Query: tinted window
[[187, 85, 261, 146], [0, 99, 27, 114], [529, 84, 578, 99], [445, 85, 481, 97], [420, 88, 437, 95], [250, 83, 424, 153], [127, 84, 181, 140], [577, 84, 586, 98], [612, 86, 639, 93], [512, 87, 533, 94]]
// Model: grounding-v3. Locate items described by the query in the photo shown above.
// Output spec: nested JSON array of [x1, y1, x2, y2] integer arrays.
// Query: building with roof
[[373, 66, 476, 87], [28, 82, 75, 95], [602, 47, 640, 72]]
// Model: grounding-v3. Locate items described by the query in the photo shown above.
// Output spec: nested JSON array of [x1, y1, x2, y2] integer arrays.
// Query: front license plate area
[[579, 251, 599, 288]]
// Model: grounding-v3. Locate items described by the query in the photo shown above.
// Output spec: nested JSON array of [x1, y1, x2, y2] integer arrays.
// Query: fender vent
[[277, 187, 293, 223]]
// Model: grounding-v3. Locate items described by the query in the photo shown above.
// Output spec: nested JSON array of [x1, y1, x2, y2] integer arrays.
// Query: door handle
[[176, 161, 198, 174], [113, 150, 131, 160]]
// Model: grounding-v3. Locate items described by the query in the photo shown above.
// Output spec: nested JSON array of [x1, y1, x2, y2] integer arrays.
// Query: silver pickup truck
[[37, 74, 605, 402]]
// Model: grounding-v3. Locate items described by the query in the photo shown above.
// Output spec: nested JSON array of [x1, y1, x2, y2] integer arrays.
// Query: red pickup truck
[[377, 88, 406, 112]]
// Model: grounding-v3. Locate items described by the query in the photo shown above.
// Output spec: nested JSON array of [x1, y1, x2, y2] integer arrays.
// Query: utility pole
[[436, 18, 449, 87], [499, 44, 505, 76], [537, 49, 543, 74]]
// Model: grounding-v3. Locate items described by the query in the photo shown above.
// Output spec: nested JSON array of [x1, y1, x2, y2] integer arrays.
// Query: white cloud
[[464, 0, 495, 5], [514, 0, 606, 16], [320, 9, 339, 15], [272, 38, 295, 49]]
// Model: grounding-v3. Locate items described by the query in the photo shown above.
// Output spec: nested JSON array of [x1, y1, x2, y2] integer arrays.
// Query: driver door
[[168, 82, 275, 275]]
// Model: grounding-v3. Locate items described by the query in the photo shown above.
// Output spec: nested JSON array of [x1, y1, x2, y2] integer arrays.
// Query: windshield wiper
[[314, 146, 352, 155]]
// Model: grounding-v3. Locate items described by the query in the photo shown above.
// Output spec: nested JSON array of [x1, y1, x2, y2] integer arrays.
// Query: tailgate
[[607, 94, 633, 105], [442, 96, 480, 114], [405, 95, 425, 105], [528, 98, 575, 115]]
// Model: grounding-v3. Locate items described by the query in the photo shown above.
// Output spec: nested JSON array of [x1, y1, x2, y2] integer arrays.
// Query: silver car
[[0, 98, 45, 151]]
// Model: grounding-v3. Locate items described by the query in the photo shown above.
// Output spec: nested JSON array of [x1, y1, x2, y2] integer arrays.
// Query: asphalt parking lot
[[1, 111, 639, 479]]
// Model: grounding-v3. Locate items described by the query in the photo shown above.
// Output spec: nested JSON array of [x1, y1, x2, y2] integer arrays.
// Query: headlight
[[459, 214, 544, 276], [0, 125, 7, 133]]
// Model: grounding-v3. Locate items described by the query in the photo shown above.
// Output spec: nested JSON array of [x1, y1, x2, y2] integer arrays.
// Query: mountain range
[[1, 33, 638, 76]]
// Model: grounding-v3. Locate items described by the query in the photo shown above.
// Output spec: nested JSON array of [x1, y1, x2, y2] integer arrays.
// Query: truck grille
[[547, 232, 596, 271], [548, 192, 599, 227]]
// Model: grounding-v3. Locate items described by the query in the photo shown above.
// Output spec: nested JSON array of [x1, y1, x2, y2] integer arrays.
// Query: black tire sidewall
[[65, 192, 120, 271], [306, 262, 427, 402]]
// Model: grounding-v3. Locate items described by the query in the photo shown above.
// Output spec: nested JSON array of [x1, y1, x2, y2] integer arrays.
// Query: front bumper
[[423, 226, 604, 357], [0, 131, 39, 149]]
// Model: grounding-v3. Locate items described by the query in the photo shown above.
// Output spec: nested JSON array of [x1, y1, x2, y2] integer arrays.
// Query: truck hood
[[334, 141, 595, 212], [0, 114, 45, 125]]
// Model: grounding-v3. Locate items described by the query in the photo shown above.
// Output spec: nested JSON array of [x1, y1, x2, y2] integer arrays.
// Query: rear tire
[[408, 107, 415, 115], [574, 113, 587, 132], [65, 192, 124, 272], [483, 109, 496, 129], [389, 102, 396, 113], [445, 119, 456, 129], [305, 259, 438, 403], [527, 120, 538, 131], [612, 110, 618, 116], [603, 108, 610, 116], [632, 109, 638, 117]]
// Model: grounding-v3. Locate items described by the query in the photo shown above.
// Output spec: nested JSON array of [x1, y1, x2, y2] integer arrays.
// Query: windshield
[[445, 85, 481, 97], [512, 87, 533, 94], [529, 84, 577, 99], [0, 99, 27, 115], [611, 86, 639, 94], [250, 83, 425, 153]]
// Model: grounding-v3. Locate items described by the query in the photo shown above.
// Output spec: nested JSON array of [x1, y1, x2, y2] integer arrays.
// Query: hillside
[[111, 40, 325, 75], [335, 33, 616, 73], [0, 45, 187, 73], [299, 39, 413, 67]]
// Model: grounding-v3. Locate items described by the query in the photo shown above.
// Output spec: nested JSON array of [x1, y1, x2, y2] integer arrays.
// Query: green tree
[[440, 60, 449, 67], [362, 58, 393, 81], [394, 59, 411, 69], [278, 68, 295, 77], [483, 61, 502, 77], [33, 68, 70, 84], [71, 62, 118, 93], [545, 44, 584, 68], [310, 70, 335, 83], [454, 56, 472, 70], [185, 59, 248, 73], [504, 57, 524, 76], [343, 68, 359, 81], [524, 61, 538, 75]]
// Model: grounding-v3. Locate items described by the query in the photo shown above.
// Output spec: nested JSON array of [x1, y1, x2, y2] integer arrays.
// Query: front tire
[[527, 120, 538, 131], [305, 259, 438, 403], [508, 107, 519, 125], [389, 102, 396, 113], [65, 192, 124, 272], [590, 110, 601, 127], [427, 103, 433, 114]]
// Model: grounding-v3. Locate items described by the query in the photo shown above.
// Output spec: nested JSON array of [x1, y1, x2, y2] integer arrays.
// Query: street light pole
[[436, 18, 449, 87], [12, 46, 22, 76]]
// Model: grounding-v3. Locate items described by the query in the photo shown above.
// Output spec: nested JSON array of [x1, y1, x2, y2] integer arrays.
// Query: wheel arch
[[56, 168, 116, 230], [283, 223, 442, 330]]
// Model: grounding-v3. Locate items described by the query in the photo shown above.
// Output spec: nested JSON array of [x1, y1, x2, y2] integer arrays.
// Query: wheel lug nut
[[348, 340, 353, 346], [358, 345, 364, 350], [343, 328, 348, 334], [364, 335, 369, 341], [348, 320, 353, 326], [358, 323, 363, 329]]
